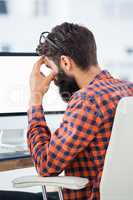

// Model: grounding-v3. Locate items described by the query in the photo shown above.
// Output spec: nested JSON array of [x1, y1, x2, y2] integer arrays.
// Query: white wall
[[68, 0, 133, 81], [1, 0, 133, 80]]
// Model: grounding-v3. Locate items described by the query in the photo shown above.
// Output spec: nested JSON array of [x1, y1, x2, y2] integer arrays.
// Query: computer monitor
[[0, 112, 64, 151], [0, 54, 67, 115]]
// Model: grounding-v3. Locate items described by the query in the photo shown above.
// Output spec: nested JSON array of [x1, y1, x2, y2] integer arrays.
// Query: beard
[[54, 70, 80, 102]]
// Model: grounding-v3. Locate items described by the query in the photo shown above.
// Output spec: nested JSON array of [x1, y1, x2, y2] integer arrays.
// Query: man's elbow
[[36, 163, 62, 177]]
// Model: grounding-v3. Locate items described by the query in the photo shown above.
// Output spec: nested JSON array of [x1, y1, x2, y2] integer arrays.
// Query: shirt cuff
[[27, 105, 45, 123]]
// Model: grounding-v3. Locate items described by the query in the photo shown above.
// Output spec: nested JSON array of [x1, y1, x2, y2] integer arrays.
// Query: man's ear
[[60, 55, 72, 73]]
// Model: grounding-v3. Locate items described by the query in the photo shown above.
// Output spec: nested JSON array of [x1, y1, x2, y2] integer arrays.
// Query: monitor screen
[[0, 55, 67, 114]]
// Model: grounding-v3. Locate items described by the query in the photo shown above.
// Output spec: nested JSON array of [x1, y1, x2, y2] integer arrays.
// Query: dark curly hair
[[36, 22, 98, 70]]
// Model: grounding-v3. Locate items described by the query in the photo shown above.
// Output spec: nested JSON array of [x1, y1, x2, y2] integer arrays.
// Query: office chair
[[100, 96, 133, 200], [12, 175, 88, 200]]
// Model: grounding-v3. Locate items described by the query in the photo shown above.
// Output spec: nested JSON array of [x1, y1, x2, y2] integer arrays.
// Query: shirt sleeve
[[27, 95, 103, 177]]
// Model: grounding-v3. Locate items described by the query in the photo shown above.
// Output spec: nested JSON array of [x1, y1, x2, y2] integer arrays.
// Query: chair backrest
[[100, 96, 133, 200]]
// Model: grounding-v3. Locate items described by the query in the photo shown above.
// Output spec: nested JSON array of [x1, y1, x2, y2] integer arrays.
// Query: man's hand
[[29, 57, 56, 106]]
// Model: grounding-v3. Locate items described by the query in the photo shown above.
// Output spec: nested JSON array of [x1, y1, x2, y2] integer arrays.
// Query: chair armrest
[[12, 175, 89, 190]]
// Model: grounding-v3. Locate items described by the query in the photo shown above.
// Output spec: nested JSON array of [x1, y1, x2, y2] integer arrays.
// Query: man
[[0, 22, 133, 200], [27, 22, 133, 200]]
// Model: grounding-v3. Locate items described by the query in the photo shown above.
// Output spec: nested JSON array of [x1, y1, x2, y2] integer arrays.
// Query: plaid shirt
[[27, 70, 133, 200]]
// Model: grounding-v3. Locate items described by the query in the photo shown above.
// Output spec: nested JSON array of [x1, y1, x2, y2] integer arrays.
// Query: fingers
[[32, 56, 44, 74], [40, 71, 46, 77], [44, 72, 56, 85], [44, 57, 59, 75], [32, 56, 59, 77]]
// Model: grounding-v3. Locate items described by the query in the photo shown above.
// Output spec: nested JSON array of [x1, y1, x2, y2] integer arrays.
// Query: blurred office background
[[0, 0, 133, 80]]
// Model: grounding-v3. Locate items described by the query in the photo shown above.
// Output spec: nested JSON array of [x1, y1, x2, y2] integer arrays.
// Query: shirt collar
[[87, 70, 112, 86], [94, 70, 112, 81]]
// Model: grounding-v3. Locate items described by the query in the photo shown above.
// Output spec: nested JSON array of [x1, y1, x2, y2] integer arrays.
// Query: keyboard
[[0, 145, 30, 161]]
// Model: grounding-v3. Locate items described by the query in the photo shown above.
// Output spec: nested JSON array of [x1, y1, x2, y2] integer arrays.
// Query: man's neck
[[75, 65, 102, 89]]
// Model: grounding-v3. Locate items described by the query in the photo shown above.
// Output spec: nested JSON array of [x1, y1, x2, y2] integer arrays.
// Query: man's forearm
[[27, 105, 52, 176]]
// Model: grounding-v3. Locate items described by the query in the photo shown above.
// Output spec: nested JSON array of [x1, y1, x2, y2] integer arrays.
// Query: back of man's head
[[37, 22, 98, 70]]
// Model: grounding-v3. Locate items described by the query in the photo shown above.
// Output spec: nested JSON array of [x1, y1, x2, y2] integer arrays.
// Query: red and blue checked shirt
[[27, 70, 133, 200]]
